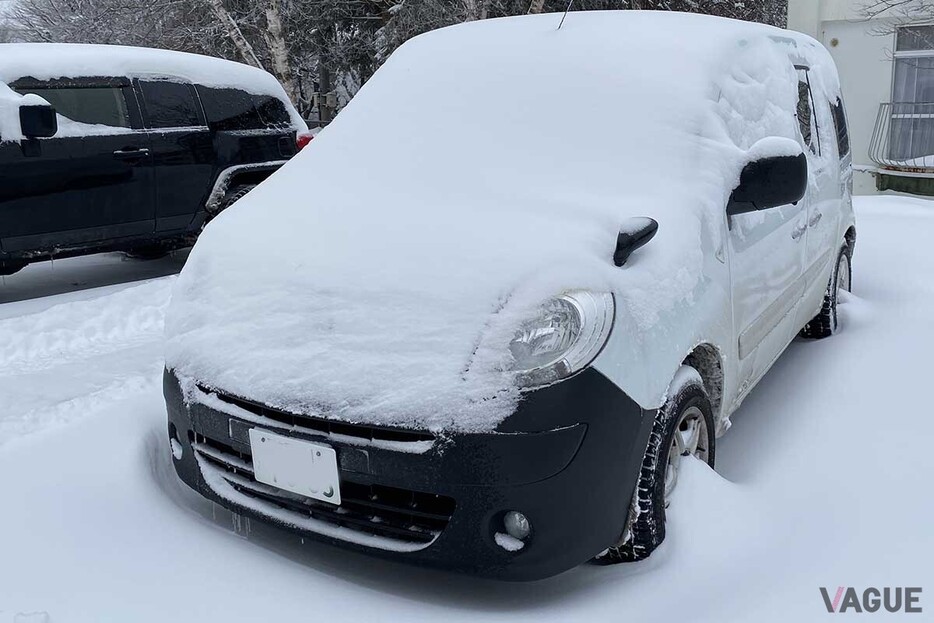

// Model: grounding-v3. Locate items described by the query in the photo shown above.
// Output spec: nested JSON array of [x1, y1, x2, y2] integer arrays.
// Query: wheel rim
[[664, 406, 709, 507], [837, 253, 851, 294]]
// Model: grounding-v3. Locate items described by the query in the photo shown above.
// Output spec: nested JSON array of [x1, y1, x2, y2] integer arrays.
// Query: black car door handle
[[113, 148, 150, 160]]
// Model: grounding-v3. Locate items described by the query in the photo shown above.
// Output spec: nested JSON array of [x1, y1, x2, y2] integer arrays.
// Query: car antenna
[[557, 0, 574, 30]]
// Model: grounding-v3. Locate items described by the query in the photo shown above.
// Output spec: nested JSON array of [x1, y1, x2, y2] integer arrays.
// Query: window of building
[[890, 25, 934, 160]]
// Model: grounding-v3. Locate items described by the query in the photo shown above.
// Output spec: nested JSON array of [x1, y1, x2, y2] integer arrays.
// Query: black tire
[[801, 243, 852, 340], [125, 244, 171, 260], [0, 260, 26, 276], [596, 366, 715, 564], [204, 184, 256, 228]]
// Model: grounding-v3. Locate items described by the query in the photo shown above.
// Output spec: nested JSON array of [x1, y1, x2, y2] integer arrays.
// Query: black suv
[[0, 46, 307, 276]]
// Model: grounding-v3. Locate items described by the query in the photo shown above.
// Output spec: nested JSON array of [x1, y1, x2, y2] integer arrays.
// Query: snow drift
[[165, 11, 833, 433]]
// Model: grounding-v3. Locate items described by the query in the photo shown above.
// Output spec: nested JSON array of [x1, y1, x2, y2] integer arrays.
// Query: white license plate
[[249, 429, 341, 505]]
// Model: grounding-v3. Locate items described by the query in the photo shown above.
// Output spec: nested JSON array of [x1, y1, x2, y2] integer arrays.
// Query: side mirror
[[728, 151, 808, 217], [19, 104, 58, 139], [614, 217, 658, 267]]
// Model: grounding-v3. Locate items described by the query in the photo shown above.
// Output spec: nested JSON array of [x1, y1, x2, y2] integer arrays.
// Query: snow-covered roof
[[0, 43, 306, 141], [0, 43, 286, 95], [165, 11, 838, 433]]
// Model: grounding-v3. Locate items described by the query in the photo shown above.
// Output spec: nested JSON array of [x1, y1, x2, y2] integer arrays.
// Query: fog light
[[168, 423, 183, 460], [504, 511, 531, 541]]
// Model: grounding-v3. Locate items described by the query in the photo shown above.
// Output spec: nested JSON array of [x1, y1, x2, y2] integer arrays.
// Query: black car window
[[796, 80, 816, 154], [14, 85, 130, 127], [139, 80, 201, 129], [253, 94, 291, 127], [197, 86, 263, 131], [197, 85, 291, 130], [830, 97, 851, 157]]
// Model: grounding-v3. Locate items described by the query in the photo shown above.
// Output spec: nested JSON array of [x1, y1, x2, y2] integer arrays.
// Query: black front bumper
[[164, 368, 654, 581]]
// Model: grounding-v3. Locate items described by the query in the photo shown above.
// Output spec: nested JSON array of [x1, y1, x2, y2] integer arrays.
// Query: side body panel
[[0, 79, 155, 254], [592, 36, 853, 432], [135, 79, 216, 233]]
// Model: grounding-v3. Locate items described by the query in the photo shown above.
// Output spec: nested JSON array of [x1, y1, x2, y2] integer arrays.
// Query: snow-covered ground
[[1, 197, 931, 621]]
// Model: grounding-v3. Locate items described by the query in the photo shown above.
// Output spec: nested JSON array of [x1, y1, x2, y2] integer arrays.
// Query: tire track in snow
[[0, 278, 174, 376], [0, 372, 161, 449], [0, 276, 174, 448]]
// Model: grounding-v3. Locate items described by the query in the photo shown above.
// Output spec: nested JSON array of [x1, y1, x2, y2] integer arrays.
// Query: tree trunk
[[527, 0, 545, 14], [262, 0, 297, 104], [318, 61, 334, 124], [204, 0, 263, 69], [465, 0, 490, 21]]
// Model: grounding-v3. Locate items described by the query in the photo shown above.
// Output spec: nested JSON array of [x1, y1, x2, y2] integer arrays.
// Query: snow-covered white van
[[163, 11, 855, 580]]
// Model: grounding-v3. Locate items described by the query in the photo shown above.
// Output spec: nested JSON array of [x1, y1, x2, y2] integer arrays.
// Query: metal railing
[[870, 102, 934, 172]]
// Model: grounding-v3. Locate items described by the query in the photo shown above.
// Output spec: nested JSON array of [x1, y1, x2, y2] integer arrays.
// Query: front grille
[[192, 433, 455, 547], [199, 384, 435, 445]]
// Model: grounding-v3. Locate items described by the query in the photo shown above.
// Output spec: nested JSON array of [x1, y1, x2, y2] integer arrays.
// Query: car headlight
[[509, 290, 614, 388]]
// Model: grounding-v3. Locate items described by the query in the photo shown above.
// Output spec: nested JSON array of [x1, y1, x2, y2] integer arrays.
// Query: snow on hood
[[0, 43, 305, 141], [166, 11, 815, 433]]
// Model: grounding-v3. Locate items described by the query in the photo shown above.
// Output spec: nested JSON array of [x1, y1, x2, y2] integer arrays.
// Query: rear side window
[[197, 85, 291, 130], [14, 85, 130, 127], [830, 97, 850, 157], [253, 95, 291, 127], [139, 80, 201, 129]]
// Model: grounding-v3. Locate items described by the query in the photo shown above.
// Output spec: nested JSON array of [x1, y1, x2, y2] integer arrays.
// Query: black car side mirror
[[727, 151, 808, 217], [614, 217, 658, 267], [20, 104, 58, 139]]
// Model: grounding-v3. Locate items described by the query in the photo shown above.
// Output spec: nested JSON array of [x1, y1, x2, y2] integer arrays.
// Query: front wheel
[[596, 365, 715, 564], [125, 244, 170, 260]]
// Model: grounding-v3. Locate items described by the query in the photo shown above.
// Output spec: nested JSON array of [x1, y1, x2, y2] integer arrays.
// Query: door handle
[[113, 148, 150, 159], [809, 212, 823, 227], [791, 224, 807, 241]]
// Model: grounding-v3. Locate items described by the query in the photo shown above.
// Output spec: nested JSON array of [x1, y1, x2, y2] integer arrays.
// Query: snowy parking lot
[[0, 195, 931, 622]]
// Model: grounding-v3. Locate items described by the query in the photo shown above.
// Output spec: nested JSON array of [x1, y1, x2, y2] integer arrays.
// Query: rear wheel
[[801, 243, 851, 339], [0, 260, 26, 276], [204, 184, 256, 229], [596, 366, 715, 564]]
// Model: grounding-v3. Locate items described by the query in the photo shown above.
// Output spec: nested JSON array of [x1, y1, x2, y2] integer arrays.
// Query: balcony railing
[[870, 102, 934, 173]]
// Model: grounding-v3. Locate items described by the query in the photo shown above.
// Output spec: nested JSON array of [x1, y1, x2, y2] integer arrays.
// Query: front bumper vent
[[200, 384, 435, 445], [192, 433, 455, 546]]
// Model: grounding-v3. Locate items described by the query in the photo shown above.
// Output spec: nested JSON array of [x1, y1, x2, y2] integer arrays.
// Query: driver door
[[727, 75, 815, 402]]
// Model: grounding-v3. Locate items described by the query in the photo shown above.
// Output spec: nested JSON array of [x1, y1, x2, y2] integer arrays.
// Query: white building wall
[[788, 0, 898, 194]]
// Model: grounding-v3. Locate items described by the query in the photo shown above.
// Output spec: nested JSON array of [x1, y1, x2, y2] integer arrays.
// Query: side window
[[253, 95, 291, 128], [13, 85, 130, 128], [139, 80, 201, 129], [197, 86, 263, 131], [830, 97, 850, 157], [796, 78, 819, 155], [197, 85, 291, 130]]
